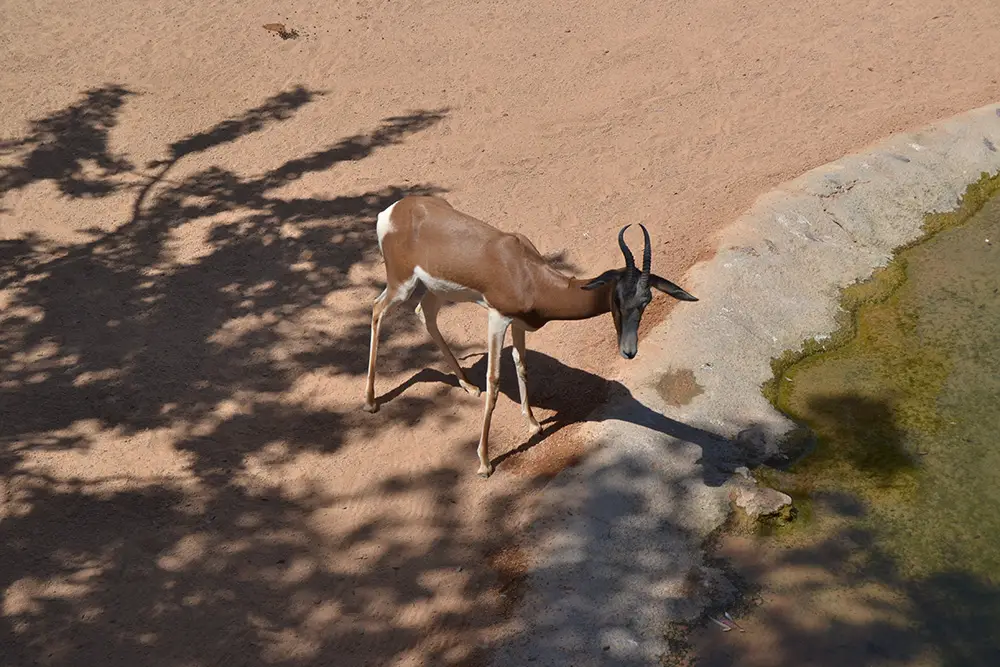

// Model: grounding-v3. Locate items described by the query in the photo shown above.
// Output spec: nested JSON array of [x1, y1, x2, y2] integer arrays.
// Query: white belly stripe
[[414, 265, 488, 307]]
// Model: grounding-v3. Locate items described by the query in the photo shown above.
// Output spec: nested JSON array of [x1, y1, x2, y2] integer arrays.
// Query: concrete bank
[[490, 102, 1000, 666]]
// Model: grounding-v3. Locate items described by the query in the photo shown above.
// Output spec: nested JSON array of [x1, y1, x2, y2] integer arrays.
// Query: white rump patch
[[376, 200, 400, 251]]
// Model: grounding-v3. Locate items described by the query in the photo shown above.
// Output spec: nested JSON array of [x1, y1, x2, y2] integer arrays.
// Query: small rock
[[732, 483, 793, 520]]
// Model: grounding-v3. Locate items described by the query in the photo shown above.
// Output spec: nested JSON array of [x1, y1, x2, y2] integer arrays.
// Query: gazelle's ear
[[648, 274, 698, 301], [581, 269, 622, 290]]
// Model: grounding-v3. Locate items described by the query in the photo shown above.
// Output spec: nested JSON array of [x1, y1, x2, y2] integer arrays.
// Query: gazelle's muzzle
[[618, 319, 639, 359]]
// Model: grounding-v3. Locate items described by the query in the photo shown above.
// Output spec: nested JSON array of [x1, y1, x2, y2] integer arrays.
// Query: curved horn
[[639, 223, 651, 281], [618, 225, 636, 273]]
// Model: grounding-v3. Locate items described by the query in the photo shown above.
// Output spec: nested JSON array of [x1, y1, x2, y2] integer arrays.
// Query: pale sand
[[2, 1, 999, 664]]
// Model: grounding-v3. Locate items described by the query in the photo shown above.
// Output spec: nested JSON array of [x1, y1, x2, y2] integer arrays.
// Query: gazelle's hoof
[[362, 402, 379, 414], [460, 381, 482, 398], [527, 422, 543, 437], [477, 463, 494, 478]]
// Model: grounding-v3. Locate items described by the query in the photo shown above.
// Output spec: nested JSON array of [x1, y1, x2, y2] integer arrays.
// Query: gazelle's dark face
[[582, 224, 699, 359], [610, 269, 652, 358]]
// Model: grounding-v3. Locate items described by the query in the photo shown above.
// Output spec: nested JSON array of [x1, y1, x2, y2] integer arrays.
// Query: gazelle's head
[[582, 224, 698, 359]]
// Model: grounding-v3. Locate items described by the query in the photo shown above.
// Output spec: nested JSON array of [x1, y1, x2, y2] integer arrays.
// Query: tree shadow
[[693, 492, 1000, 667], [2, 83, 564, 666], [689, 388, 999, 667], [1, 84, 452, 477], [378, 347, 740, 483], [0, 84, 136, 199], [802, 393, 918, 482], [910, 570, 1000, 667], [0, 464, 542, 667], [488, 451, 730, 665]]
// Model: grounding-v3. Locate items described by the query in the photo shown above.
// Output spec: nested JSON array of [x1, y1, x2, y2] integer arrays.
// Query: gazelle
[[363, 195, 697, 477]]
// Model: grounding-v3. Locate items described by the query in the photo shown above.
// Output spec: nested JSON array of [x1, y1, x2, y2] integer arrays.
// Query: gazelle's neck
[[526, 272, 613, 324]]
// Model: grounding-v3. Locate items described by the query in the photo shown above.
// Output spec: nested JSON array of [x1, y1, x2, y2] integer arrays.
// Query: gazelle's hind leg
[[511, 325, 542, 436], [363, 276, 417, 412], [416, 292, 481, 398], [476, 309, 512, 478]]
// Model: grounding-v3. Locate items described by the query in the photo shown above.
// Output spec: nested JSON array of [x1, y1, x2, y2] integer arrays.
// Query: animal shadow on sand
[[376, 345, 741, 484]]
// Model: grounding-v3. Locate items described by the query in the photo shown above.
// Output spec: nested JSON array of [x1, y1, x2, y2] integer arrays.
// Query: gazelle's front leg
[[511, 325, 542, 436], [477, 309, 512, 477]]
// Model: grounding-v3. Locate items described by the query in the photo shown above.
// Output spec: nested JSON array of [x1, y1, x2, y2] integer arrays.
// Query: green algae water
[[766, 185, 1000, 577], [757, 179, 1000, 664]]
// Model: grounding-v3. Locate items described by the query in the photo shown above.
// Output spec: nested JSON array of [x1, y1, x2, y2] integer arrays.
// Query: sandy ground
[[3, 1, 1000, 665]]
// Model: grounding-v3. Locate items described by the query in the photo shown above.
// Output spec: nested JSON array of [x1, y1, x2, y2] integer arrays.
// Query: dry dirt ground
[[2, 1, 999, 665]]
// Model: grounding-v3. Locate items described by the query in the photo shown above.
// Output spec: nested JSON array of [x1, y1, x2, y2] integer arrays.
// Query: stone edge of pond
[[489, 102, 1000, 666]]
